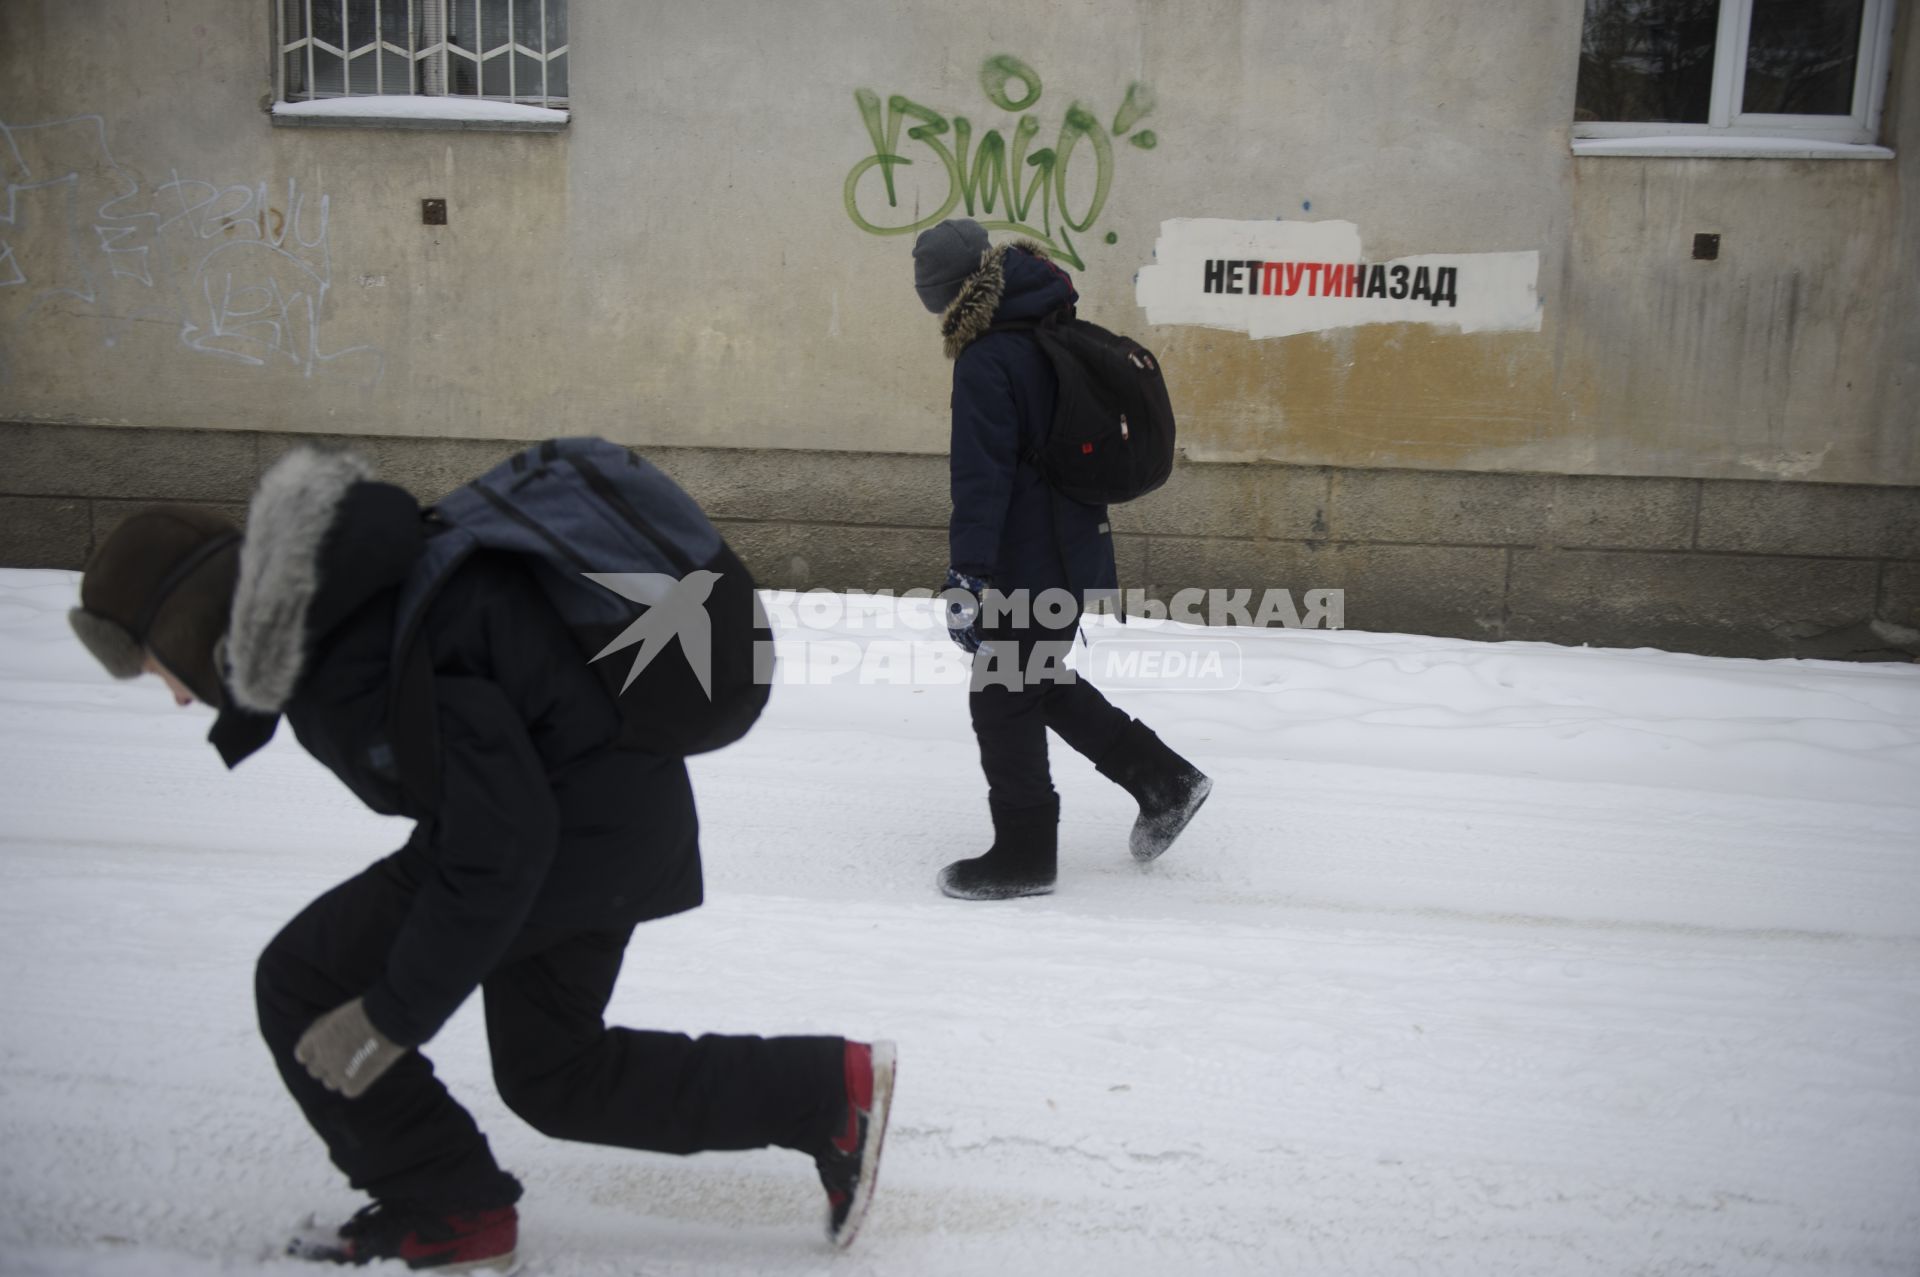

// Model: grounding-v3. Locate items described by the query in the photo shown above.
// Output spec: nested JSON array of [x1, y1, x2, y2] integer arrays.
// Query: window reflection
[[1575, 0, 1722, 124], [1742, 0, 1864, 116]]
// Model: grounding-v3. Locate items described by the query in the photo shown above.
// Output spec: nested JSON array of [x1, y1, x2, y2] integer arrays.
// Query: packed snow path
[[2, 569, 1917, 1276]]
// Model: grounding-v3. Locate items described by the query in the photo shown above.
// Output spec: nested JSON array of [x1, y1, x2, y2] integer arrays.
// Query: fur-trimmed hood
[[223, 448, 424, 714], [939, 239, 1077, 359]]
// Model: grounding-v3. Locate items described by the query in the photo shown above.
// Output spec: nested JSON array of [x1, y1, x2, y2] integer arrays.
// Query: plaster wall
[[1, 1, 1913, 483]]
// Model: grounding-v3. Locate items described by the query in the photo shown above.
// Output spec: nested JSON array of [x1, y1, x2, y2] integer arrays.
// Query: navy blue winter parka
[[940, 242, 1119, 605], [209, 449, 702, 1050]]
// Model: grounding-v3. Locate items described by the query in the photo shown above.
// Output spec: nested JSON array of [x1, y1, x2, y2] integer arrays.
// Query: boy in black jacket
[[68, 449, 895, 1270], [913, 217, 1213, 900]]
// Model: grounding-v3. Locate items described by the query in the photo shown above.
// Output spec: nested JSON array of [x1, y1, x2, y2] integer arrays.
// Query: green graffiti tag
[[844, 57, 1157, 270], [1111, 82, 1155, 139], [981, 54, 1043, 112]]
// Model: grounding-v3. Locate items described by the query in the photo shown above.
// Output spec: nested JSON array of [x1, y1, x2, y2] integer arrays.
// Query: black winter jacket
[[211, 450, 702, 1047], [941, 242, 1119, 604]]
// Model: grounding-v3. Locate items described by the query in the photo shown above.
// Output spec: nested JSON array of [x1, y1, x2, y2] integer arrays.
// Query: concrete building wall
[[2, 2, 1916, 656], [8, 420, 1917, 660]]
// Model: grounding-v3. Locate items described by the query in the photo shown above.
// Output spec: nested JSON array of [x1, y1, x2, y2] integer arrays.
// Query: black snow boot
[[937, 796, 1059, 900], [1095, 721, 1213, 863]]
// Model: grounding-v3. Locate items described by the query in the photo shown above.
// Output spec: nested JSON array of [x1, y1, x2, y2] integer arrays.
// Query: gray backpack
[[388, 438, 770, 807]]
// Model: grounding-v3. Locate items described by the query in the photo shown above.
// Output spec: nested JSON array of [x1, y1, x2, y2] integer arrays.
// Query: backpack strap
[[390, 614, 440, 812], [385, 520, 475, 813], [980, 310, 1062, 472]]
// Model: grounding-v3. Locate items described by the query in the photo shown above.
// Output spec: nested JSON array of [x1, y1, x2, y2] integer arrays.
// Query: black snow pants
[[255, 851, 846, 1210], [969, 608, 1133, 809]]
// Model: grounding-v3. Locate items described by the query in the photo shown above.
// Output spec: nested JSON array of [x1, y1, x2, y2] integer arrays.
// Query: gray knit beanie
[[913, 218, 990, 314]]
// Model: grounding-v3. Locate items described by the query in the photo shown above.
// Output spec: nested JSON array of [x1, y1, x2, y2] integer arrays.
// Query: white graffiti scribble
[[0, 113, 383, 385]]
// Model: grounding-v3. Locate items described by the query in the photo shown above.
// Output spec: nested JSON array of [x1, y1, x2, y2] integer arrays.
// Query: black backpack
[[387, 438, 771, 808], [991, 308, 1177, 505]]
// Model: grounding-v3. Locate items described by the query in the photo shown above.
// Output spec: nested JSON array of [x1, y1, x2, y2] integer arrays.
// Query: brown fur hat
[[69, 506, 242, 706]]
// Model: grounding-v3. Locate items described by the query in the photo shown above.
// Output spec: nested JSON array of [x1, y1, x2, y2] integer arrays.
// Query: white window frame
[[271, 0, 570, 133], [1574, 0, 1897, 158]]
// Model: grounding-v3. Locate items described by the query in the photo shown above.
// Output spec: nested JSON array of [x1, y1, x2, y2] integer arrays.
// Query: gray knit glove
[[294, 997, 407, 1099]]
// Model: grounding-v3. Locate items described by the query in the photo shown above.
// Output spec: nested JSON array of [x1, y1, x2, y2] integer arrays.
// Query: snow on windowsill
[[1574, 135, 1892, 160], [272, 96, 569, 133]]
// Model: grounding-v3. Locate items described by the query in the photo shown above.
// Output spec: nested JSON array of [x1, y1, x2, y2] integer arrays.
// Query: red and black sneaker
[[287, 1199, 518, 1272], [814, 1038, 898, 1248]]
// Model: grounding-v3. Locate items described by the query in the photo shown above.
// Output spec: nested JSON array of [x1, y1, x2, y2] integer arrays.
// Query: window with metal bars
[[279, 0, 568, 108]]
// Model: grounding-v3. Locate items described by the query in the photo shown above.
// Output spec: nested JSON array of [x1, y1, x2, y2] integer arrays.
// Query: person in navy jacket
[[66, 453, 897, 1269], [913, 218, 1213, 900]]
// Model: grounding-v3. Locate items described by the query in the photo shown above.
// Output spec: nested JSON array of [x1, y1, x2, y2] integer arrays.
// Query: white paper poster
[[1135, 218, 1541, 339]]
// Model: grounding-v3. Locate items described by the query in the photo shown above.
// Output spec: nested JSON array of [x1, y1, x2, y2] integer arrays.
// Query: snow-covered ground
[[3, 566, 1918, 1276]]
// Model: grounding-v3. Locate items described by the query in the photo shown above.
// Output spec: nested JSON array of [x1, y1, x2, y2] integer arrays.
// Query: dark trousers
[[969, 620, 1132, 809], [256, 853, 845, 1209]]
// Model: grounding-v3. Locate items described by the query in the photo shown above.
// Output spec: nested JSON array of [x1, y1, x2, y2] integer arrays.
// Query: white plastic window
[[1574, 0, 1894, 148]]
